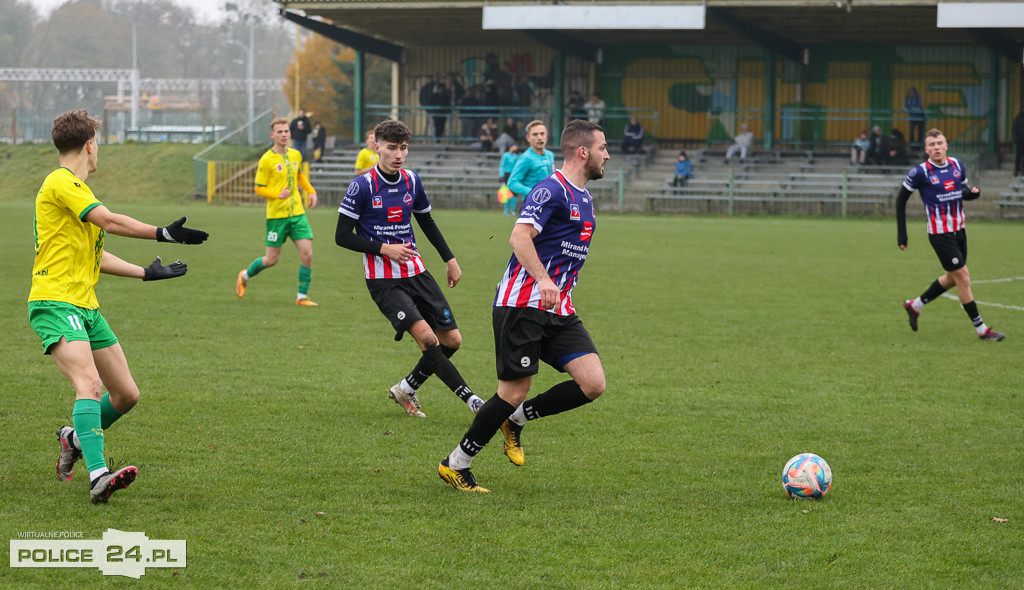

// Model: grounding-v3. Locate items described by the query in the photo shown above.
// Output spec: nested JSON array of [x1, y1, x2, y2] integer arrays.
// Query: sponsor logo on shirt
[[532, 188, 551, 204], [943, 180, 956, 191], [346, 182, 360, 197], [569, 204, 580, 221], [372, 196, 382, 208], [387, 207, 403, 222], [580, 221, 593, 242], [387, 188, 399, 193]]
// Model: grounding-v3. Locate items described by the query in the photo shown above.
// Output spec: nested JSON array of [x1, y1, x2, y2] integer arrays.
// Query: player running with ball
[[897, 128, 1004, 342], [439, 119, 610, 492]]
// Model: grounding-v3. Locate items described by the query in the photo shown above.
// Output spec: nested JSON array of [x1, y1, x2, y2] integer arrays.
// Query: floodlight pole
[[227, 25, 255, 145], [247, 20, 255, 145], [226, 4, 257, 145]]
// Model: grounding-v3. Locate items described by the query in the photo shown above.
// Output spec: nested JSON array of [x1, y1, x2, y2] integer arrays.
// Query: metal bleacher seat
[[996, 182, 1024, 216]]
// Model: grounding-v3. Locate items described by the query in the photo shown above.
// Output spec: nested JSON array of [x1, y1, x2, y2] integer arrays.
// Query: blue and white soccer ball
[[781, 453, 832, 499]]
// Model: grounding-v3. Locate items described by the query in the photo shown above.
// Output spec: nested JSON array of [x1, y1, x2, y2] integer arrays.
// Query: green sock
[[298, 265, 312, 296], [246, 257, 265, 278], [99, 393, 125, 429], [72, 399, 106, 474]]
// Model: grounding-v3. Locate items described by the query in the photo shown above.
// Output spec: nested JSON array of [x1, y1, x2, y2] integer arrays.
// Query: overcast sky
[[25, 0, 232, 23]]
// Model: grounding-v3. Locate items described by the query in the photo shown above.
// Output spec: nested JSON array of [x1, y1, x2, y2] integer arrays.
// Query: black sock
[[404, 345, 458, 389], [421, 345, 473, 402], [459, 395, 515, 456], [920, 279, 947, 305], [962, 301, 984, 327], [522, 380, 592, 421]]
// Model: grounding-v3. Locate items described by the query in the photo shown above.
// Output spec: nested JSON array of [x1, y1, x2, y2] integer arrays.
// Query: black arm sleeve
[[962, 185, 981, 201], [413, 211, 455, 262], [335, 213, 382, 255], [895, 186, 912, 247]]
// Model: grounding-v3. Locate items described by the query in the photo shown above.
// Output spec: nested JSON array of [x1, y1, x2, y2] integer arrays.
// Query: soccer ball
[[781, 453, 832, 499]]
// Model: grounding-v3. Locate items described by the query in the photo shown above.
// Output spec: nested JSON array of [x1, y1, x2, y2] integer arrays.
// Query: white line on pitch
[[971, 276, 1024, 284], [940, 293, 1024, 311]]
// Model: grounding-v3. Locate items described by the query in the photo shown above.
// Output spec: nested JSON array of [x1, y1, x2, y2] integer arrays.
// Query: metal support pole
[[247, 20, 255, 145], [728, 169, 735, 216], [131, 25, 139, 138], [841, 169, 848, 219], [764, 53, 776, 150], [988, 49, 999, 153], [553, 51, 565, 143], [354, 50, 365, 144], [618, 167, 625, 211]]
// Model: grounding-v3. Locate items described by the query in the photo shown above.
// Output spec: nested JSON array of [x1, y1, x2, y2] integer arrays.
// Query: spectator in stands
[[458, 87, 481, 139], [499, 144, 521, 216], [1012, 105, 1024, 178], [866, 125, 886, 166], [671, 151, 692, 187], [850, 129, 870, 166], [311, 122, 327, 164], [885, 128, 909, 167], [354, 131, 378, 175], [513, 73, 533, 112], [566, 91, 586, 121], [584, 92, 605, 126], [289, 108, 312, 161], [507, 120, 555, 207], [724, 123, 753, 162], [479, 117, 499, 152], [623, 116, 645, 154], [483, 80, 501, 108], [494, 117, 518, 154], [905, 87, 925, 145], [429, 74, 454, 141]]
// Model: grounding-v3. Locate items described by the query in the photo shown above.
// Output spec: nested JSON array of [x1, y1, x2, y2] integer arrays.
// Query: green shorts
[[28, 301, 118, 355], [265, 214, 314, 247]]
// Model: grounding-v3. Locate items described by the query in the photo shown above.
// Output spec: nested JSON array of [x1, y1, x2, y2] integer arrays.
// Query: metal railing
[[364, 104, 658, 144], [192, 109, 274, 194], [706, 107, 993, 152]]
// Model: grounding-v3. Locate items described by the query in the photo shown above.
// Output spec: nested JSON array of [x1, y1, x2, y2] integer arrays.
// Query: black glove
[[143, 257, 187, 281], [157, 217, 209, 244]]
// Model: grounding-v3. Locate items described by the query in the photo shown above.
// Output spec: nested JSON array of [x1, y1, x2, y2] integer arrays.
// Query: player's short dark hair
[[373, 120, 411, 145], [925, 128, 944, 140], [560, 119, 602, 155], [51, 109, 100, 154]]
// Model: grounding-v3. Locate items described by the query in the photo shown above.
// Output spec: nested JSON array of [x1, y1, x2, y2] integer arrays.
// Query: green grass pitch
[[1, 200, 1021, 588]]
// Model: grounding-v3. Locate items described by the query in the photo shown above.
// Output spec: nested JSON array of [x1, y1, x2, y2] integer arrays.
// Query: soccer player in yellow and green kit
[[235, 117, 320, 306], [30, 109, 208, 504]]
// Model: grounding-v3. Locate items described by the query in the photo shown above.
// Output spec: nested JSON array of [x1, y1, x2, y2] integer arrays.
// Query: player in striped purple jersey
[[336, 120, 484, 417], [439, 119, 610, 492], [896, 128, 1004, 341]]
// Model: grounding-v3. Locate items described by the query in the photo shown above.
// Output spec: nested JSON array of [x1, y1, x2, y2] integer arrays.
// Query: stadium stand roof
[[275, 1, 1024, 55]]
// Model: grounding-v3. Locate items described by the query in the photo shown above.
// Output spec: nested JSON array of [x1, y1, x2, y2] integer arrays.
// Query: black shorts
[[492, 306, 598, 381], [366, 271, 457, 340], [928, 229, 967, 271]]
